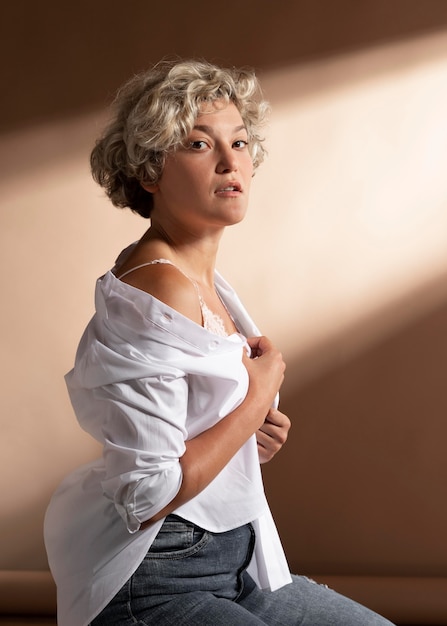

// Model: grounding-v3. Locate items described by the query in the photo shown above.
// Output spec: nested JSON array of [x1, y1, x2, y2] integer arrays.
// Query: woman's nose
[[216, 147, 238, 173]]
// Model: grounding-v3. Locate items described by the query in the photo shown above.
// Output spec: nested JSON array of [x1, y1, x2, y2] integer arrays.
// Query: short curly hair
[[90, 58, 269, 218]]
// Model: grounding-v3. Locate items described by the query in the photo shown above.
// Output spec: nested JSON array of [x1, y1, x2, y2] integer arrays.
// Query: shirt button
[[160, 312, 173, 324], [209, 340, 219, 350]]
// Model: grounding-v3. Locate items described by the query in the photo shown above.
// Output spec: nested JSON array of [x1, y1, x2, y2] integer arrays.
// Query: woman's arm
[[141, 335, 285, 527]]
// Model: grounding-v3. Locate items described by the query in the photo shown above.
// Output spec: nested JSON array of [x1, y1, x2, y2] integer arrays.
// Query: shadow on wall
[[262, 276, 447, 579], [3, 0, 447, 131], [0, 499, 53, 571]]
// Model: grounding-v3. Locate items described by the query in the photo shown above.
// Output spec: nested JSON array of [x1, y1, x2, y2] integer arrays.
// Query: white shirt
[[44, 268, 291, 626]]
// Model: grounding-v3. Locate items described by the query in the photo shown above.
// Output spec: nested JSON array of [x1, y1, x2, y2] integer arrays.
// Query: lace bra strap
[[117, 258, 202, 299], [115, 258, 174, 280], [116, 258, 230, 336], [116, 256, 206, 311]]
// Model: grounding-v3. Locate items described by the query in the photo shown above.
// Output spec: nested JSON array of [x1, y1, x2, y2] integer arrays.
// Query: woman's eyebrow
[[192, 124, 247, 134]]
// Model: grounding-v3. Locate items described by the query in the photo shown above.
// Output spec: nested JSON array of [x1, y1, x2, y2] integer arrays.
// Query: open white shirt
[[44, 268, 291, 626]]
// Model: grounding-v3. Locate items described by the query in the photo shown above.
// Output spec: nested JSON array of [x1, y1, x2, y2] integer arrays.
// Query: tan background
[[1, 1, 447, 623]]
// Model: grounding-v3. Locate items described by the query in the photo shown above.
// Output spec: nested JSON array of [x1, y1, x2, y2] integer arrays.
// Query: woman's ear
[[141, 181, 159, 194]]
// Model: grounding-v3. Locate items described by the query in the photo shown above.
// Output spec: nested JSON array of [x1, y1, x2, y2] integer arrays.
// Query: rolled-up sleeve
[[95, 372, 188, 533]]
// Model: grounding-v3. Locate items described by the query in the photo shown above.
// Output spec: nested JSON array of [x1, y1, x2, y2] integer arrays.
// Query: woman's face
[[148, 100, 254, 235]]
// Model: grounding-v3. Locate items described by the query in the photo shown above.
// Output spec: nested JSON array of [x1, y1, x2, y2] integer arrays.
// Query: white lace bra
[[116, 259, 233, 337]]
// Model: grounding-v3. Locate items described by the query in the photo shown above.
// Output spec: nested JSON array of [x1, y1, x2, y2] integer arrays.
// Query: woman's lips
[[215, 182, 242, 195]]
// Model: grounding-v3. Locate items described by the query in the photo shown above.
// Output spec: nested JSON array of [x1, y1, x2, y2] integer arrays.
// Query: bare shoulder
[[119, 262, 202, 325]]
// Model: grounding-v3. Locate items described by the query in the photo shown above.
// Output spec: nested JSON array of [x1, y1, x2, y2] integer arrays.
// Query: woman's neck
[[139, 224, 222, 289]]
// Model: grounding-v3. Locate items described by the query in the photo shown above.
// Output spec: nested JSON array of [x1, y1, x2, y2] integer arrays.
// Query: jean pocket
[[146, 514, 210, 559]]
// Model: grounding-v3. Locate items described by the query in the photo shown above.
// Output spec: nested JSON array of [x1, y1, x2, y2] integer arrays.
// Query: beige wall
[[1, 2, 447, 621]]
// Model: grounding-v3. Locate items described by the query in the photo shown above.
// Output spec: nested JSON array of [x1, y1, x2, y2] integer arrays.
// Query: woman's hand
[[242, 336, 286, 426], [256, 408, 291, 463]]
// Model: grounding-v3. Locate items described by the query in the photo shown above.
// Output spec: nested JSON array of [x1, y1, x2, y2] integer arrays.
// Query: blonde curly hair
[[90, 59, 269, 218]]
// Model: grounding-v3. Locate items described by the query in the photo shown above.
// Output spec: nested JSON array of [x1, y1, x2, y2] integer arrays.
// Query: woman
[[44, 59, 394, 625]]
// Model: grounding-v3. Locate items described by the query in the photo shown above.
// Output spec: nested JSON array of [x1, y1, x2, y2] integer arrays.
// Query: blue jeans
[[91, 515, 395, 625]]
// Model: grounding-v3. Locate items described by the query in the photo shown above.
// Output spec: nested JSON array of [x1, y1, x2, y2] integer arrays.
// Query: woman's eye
[[233, 139, 248, 149], [189, 140, 208, 150]]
